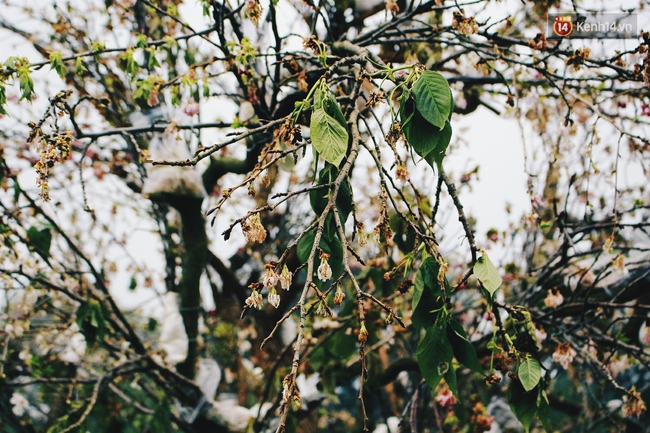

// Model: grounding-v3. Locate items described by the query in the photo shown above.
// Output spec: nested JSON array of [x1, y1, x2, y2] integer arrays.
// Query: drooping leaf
[[76, 300, 107, 346], [537, 388, 552, 431], [412, 257, 443, 330], [447, 319, 484, 375], [473, 250, 502, 297], [399, 90, 415, 128], [412, 71, 453, 129], [119, 48, 139, 78], [297, 229, 316, 264], [17, 67, 35, 101], [508, 380, 538, 433], [444, 364, 458, 397], [309, 164, 353, 224], [0, 84, 7, 115], [26, 226, 52, 258], [75, 57, 88, 77], [423, 120, 452, 168], [311, 107, 349, 167], [417, 325, 453, 391], [48, 51, 66, 79], [518, 357, 542, 392], [401, 105, 452, 165]]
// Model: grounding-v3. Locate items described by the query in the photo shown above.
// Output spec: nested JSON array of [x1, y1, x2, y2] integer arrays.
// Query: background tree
[[0, 0, 649, 432]]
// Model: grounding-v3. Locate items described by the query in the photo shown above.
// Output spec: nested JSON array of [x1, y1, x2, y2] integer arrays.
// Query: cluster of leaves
[[399, 70, 453, 169]]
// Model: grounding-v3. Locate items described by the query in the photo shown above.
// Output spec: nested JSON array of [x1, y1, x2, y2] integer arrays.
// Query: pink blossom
[[435, 390, 458, 408], [183, 101, 200, 117]]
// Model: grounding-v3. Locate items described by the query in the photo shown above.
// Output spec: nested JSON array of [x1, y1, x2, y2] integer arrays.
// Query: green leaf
[[473, 250, 502, 297], [447, 319, 484, 375], [150, 398, 172, 433], [311, 108, 349, 167], [309, 164, 353, 224], [136, 33, 148, 49], [48, 51, 66, 79], [297, 229, 316, 264], [537, 389, 552, 431], [412, 257, 443, 330], [518, 357, 542, 392], [17, 67, 35, 101], [444, 364, 458, 397], [412, 71, 453, 129], [26, 226, 52, 258], [417, 325, 453, 391], [146, 48, 160, 69], [119, 48, 139, 77], [0, 84, 7, 115], [76, 300, 107, 346], [297, 229, 344, 279], [508, 381, 538, 433], [129, 277, 137, 291], [75, 57, 88, 77], [423, 120, 452, 168], [401, 104, 452, 166]]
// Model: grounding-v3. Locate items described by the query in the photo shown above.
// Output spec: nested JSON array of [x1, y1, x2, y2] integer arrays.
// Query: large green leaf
[[401, 103, 452, 165], [309, 164, 353, 224], [412, 71, 453, 129], [412, 257, 443, 330], [447, 319, 484, 375], [473, 251, 502, 297], [417, 325, 453, 391], [518, 357, 542, 392], [311, 107, 348, 167], [508, 381, 538, 433], [423, 120, 452, 169]]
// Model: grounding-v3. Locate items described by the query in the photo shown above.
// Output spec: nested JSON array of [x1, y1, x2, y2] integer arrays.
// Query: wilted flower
[[358, 322, 368, 343], [279, 265, 292, 290], [435, 389, 458, 408], [544, 288, 564, 308], [10, 393, 29, 417], [395, 163, 409, 182], [333, 286, 345, 306], [623, 387, 647, 418], [268, 288, 280, 309], [385, 0, 399, 15], [612, 254, 626, 274], [245, 289, 264, 309], [470, 402, 493, 433], [317, 253, 332, 282], [281, 374, 292, 406], [245, 0, 262, 25], [452, 10, 478, 36], [242, 214, 267, 244], [263, 267, 278, 289], [534, 324, 547, 345], [552, 342, 577, 369]]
